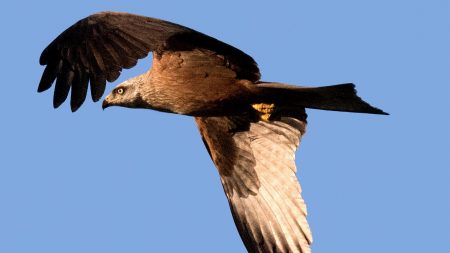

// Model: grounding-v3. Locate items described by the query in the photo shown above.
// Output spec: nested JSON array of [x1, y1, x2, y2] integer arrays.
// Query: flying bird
[[38, 12, 387, 253]]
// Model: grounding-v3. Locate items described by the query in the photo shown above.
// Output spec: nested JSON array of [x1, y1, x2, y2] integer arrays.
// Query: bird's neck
[[137, 74, 180, 114]]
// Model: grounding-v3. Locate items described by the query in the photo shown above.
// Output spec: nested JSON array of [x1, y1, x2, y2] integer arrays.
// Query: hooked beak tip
[[102, 100, 109, 110]]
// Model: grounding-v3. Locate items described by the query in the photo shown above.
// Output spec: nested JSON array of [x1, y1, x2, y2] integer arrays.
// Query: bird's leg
[[251, 103, 275, 121]]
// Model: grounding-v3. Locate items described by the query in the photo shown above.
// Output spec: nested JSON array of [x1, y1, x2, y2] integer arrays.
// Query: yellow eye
[[116, 88, 124, 95]]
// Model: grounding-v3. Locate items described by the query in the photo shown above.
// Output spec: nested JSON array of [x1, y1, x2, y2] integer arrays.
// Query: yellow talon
[[252, 103, 275, 121]]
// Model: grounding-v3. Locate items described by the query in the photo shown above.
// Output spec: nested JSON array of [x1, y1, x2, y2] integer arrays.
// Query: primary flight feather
[[38, 11, 387, 253]]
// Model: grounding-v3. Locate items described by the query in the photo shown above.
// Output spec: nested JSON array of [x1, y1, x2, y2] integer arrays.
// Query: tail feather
[[256, 82, 388, 115]]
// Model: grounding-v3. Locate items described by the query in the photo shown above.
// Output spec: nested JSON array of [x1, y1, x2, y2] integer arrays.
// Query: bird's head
[[102, 75, 146, 110]]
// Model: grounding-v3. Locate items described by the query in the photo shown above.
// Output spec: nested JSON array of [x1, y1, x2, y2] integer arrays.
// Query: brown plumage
[[37, 12, 387, 253]]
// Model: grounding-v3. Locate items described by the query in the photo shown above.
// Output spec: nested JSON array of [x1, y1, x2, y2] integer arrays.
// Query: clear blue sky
[[1, 1, 449, 252]]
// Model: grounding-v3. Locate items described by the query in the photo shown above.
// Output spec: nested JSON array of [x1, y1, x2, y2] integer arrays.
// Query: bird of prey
[[38, 12, 387, 253]]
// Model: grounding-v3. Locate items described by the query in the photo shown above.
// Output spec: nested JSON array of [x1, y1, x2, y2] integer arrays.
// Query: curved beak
[[102, 99, 110, 110]]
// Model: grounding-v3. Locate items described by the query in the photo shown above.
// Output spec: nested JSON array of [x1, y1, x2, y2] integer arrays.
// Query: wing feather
[[115, 29, 151, 54], [87, 40, 107, 73], [76, 45, 90, 70], [104, 34, 138, 69], [89, 75, 106, 102], [70, 67, 89, 112], [53, 67, 73, 108], [94, 40, 121, 72], [38, 59, 62, 92]]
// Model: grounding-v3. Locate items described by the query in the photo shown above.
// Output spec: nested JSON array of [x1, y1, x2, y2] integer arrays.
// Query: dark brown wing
[[195, 112, 312, 253], [38, 11, 260, 111]]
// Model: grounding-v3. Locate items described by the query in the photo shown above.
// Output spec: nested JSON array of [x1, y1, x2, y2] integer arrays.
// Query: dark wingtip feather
[[70, 69, 89, 112], [53, 94, 67, 109], [38, 60, 63, 92], [70, 105, 78, 112], [39, 49, 48, 65], [70, 103, 81, 112], [37, 85, 49, 93], [37, 65, 55, 93], [70, 93, 87, 112], [90, 75, 106, 102], [53, 93, 67, 109], [53, 70, 74, 108]]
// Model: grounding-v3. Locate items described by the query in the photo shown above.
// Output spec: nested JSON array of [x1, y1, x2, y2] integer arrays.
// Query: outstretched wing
[[195, 112, 313, 253], [38, 11, 260, 111]]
